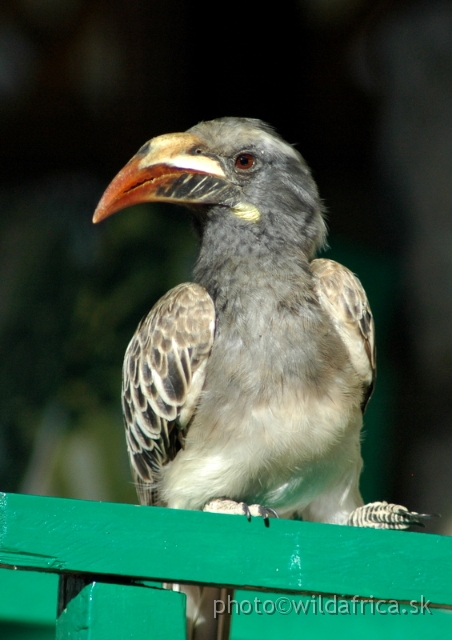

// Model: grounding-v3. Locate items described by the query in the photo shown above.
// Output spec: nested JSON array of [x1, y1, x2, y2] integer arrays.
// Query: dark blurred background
[[1, 0, 451, 533]]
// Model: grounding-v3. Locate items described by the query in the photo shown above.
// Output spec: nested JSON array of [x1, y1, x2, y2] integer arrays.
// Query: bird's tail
[[171, 584, 233, 640]]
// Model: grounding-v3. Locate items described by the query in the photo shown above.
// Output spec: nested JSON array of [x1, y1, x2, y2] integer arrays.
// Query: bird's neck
[[193, 224, 315, 308]]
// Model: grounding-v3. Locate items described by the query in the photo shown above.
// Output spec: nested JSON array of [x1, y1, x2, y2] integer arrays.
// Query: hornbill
[[93, 117, 428, 639]]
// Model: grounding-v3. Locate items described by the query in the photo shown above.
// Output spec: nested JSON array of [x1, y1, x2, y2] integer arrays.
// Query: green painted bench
[[0, 492, 451, 639]]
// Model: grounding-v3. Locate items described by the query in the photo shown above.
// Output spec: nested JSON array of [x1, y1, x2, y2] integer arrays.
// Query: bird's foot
[[203, 498, 278, 522], [346, 501, 436, 530]]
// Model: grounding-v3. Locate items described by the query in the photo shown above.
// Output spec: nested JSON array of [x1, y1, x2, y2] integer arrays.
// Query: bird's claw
[[346, 501, 438, 530], [203, 498, 279, 523], [246, 504, 279, 522]]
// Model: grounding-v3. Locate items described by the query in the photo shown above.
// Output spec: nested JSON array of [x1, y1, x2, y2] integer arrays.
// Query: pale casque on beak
[[92, 131, 240, 223]]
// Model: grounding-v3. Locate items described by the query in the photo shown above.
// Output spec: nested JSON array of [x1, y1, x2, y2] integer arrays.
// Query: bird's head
[[93, 117, 326, 259]]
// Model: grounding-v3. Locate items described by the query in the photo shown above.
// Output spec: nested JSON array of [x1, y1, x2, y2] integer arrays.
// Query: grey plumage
[[95, 117, 374, 523], [93, 117, 429, 639]]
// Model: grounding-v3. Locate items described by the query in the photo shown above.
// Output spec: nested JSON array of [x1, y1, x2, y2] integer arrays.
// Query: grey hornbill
[[93, 117, 428, 635]]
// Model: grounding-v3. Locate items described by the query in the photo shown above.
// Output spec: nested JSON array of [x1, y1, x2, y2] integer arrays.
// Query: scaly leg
[[203, 498, 278, 522]]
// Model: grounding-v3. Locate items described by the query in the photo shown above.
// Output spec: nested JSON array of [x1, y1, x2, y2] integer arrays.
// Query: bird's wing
[[311, 258, 376, 411], [122, 282, 215, 505]]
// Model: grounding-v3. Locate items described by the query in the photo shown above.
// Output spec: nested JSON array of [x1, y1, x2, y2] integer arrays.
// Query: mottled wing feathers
[[122, 282, 215, 505], [311, 258, 376, 411]]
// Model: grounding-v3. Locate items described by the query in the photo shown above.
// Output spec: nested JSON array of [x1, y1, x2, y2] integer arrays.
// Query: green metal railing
[[1, 492, 451, 639]]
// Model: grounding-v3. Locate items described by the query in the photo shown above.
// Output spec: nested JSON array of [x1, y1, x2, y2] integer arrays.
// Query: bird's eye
[[235, 153, 255, 170]]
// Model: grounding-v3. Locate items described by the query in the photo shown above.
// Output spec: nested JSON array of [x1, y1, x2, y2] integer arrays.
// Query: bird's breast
[[188, 285, 362, 446], [160, 266, 364, 511], [209, 284, 352, 396]]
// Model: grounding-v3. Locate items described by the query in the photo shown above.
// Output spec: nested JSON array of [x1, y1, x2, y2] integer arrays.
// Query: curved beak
[[93, 132, 235, 223]]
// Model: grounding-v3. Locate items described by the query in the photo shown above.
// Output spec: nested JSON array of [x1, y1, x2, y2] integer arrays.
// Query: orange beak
[[93, 132, 235, 223]]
